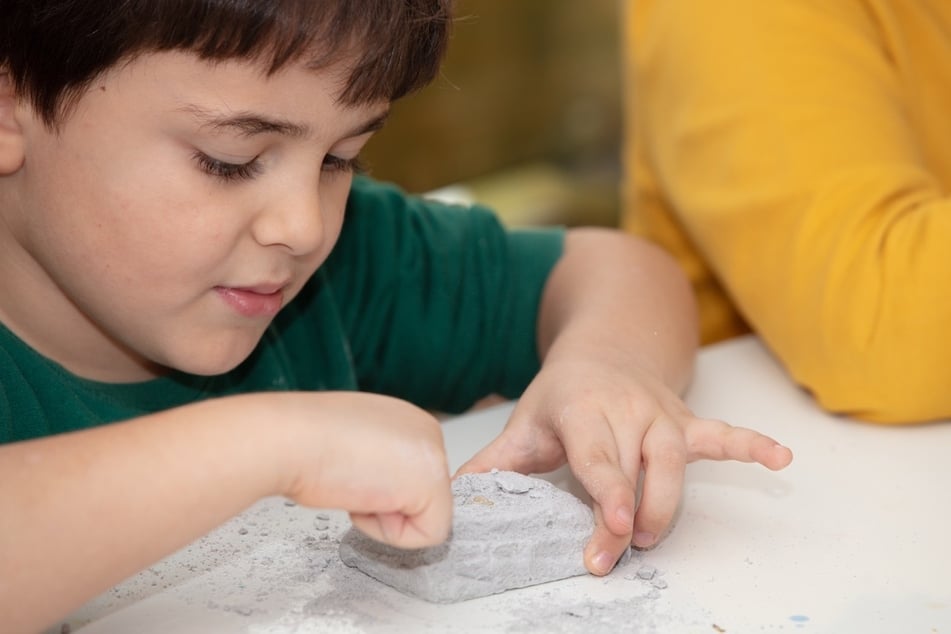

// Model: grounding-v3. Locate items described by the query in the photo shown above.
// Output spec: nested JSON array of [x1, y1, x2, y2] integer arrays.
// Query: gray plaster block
[[338, 470, 596, 603]]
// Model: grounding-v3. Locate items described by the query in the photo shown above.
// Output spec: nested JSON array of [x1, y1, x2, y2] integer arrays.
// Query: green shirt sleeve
[[325, 177, 564, 413]]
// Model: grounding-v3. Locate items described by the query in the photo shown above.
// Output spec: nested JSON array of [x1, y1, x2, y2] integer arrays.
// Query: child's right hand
[[0, 391, 453, 633], [263, 391, 454, 548]]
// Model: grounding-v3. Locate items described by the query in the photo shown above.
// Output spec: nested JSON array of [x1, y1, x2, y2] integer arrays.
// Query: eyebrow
[[179, 105, 390, 140], [346, 111, 390, 137]]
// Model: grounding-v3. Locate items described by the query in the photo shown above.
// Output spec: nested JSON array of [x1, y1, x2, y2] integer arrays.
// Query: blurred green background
[[361, 1, 623, 228]]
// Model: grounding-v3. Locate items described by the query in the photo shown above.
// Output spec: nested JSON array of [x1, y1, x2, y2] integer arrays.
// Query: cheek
[[325, 193, 348, 242], [32, 153, 231, 294], [321, 177, 353, 242]]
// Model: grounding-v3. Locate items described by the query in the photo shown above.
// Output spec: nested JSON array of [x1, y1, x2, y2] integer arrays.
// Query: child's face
[[2, 51, 388, 381]]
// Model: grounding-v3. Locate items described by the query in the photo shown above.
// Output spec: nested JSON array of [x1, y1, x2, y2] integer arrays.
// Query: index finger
[[554, 408, 638, 570]]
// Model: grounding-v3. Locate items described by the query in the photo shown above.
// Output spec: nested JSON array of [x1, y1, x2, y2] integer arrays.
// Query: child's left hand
[[456, 228, 792, 577], [456, 355, 793, 576]]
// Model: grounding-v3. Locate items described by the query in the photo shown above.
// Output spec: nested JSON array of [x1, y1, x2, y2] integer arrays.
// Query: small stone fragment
[[492, 470, 534, 494], [650, 577, 668, 589]]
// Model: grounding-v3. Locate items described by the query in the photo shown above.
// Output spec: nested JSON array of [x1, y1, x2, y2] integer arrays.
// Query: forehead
[[68, 50, 389, 137]]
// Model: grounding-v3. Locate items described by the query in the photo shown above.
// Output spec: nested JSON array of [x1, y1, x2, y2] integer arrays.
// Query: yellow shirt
[[622, 0, 951, 423]]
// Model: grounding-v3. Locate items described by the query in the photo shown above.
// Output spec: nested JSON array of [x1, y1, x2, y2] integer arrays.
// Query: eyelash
[[193, 152, 365, 183], [323, 155, 366, 175]]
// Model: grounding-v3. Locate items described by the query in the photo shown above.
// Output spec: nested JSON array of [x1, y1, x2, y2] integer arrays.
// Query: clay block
[[338, 470, 596, 602]]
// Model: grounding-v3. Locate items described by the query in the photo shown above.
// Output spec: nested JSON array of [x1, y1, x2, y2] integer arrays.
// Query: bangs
[[144, 0, 452, 105], [2, 0, 452, 125]]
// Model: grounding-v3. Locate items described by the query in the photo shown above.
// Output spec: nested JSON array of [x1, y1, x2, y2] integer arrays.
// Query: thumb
[[454, 432, 533, 478]]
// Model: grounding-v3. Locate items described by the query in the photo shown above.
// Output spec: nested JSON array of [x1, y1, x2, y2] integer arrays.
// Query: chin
[[165, 340, 259, 377]]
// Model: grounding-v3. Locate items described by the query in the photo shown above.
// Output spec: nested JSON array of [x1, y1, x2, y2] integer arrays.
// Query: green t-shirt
[[0, 177, 564, 442]]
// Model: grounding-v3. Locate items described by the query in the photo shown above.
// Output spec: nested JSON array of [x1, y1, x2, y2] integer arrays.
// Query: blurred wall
[[361, 1, 623, 226]]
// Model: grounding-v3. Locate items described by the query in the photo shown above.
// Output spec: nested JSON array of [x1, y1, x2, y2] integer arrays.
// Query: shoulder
[[332, 177, 500, 259], [344, 176, 495, 226]]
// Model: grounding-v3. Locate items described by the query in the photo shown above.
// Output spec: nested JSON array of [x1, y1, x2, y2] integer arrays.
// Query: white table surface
[[60, 336, 951, 633]]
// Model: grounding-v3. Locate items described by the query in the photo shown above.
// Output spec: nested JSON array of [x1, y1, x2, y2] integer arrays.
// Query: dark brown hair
[[0, 0, 453, 126]]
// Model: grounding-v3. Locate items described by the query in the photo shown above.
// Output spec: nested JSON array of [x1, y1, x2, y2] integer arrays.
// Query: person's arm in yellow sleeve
[[627, 0, 951, 423]]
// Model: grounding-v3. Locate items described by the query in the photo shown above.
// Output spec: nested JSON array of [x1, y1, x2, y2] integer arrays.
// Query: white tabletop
[[62, 336, 951, 633]]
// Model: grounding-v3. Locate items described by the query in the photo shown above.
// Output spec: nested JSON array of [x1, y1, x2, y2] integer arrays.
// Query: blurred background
[[361, 1, 623, 228]]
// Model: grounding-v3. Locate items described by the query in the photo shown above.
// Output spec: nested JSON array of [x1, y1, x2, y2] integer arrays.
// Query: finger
[[686, 417, 794, 470], [349, 511, 410, 546], [349, 507, 449, 550], [557, 409, 636, 540], [632, 418, 687, 548], [584, 502, 635, 576], [349, 482, 454, 549], [454, 431, 531, 477], [454, 415, 563, 478], [604, 411, 647, 516]]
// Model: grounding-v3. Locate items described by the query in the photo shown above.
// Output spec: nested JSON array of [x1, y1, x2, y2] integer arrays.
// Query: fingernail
[[633, 531, 655, 547], [616, 506, 635, 526], [592, 550, 616, 574]]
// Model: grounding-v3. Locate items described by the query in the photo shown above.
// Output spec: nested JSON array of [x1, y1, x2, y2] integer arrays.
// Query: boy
[[0, 1, 792, 631]]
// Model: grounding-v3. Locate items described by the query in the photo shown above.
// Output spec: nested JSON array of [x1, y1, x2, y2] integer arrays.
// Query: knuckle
[[646, 442, 686, 471], [574, 445, 617, 477]]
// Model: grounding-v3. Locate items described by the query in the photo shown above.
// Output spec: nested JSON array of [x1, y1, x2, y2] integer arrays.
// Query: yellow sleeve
[[626, 0, 951, 423]]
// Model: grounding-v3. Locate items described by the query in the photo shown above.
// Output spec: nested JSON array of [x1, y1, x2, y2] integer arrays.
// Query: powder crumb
[[505, 597, 665, 634]]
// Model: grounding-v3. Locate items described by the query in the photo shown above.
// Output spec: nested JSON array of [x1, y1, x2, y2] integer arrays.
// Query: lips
[[215, 285, 285, 318]]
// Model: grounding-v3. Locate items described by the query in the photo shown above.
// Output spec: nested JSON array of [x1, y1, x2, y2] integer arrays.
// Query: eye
[[322, 154, 365, 174], [193, 151, 262, 182]]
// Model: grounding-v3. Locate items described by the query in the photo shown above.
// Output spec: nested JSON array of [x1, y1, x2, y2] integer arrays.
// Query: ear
[[0, 70, 26, 174]]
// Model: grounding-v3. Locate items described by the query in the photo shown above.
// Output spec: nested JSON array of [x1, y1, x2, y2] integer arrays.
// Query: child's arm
[[458, 228, 793, 575], [0, 392, 452, 633]]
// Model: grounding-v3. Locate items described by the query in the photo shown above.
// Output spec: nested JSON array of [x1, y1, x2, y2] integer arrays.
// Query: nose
[[251, 183, 326, 256]]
